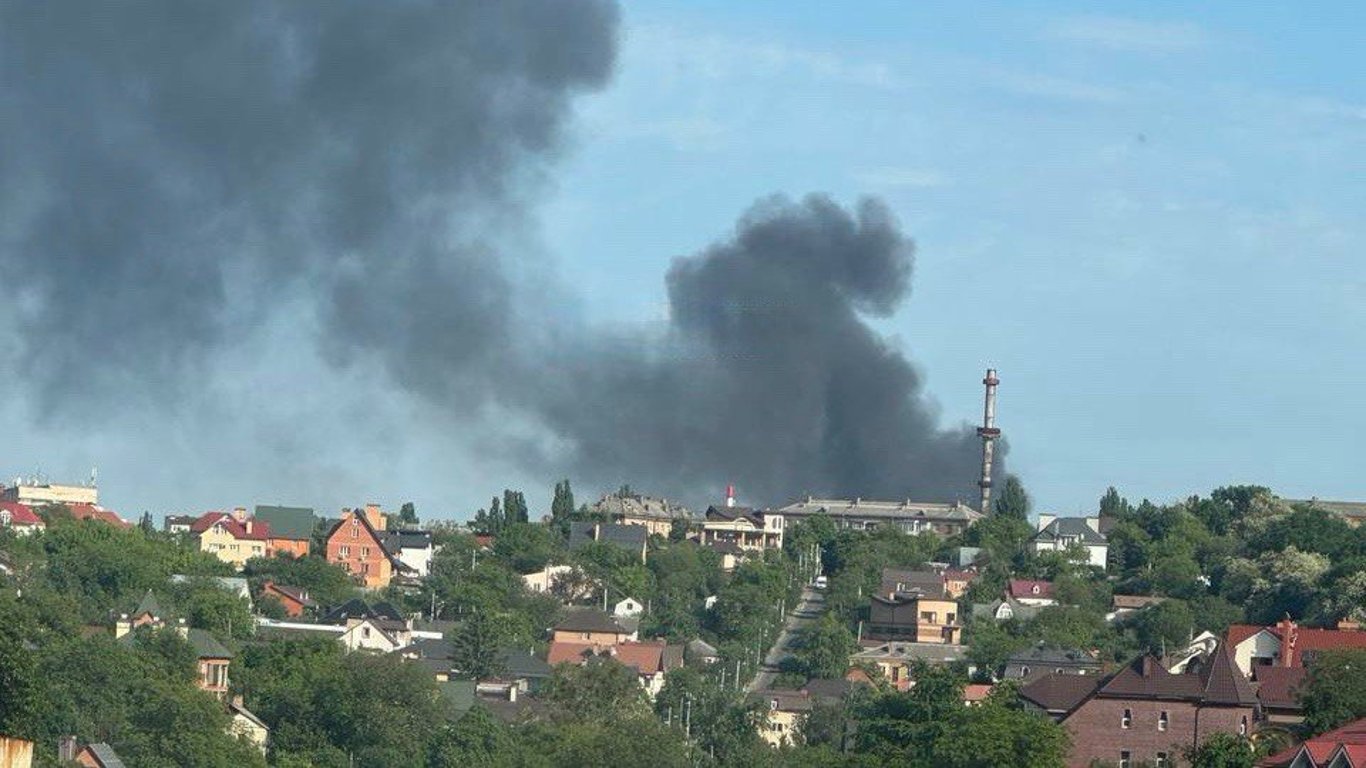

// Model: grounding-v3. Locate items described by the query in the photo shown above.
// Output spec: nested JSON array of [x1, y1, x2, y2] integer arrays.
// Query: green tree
[[493, 523, 563, 575], [449, 611, 509, 680], [551, 480, 576, 525], [1185, 732, 1259, 768], [993, 475, 1030, 520], [395, 502, 419, 528], [503, 490, 529, 525], [1098, 486, 1132, 521], [544, 658, 650, 722], [932, 696, 1070, 768], [790, 613, 858, 679], [242, 552, 357, 610], [1301, 649, 1366, 734]]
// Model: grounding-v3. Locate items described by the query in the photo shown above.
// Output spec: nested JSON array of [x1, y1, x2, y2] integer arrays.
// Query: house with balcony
[[865, 586, 963, 645], [699, 505, 783, 552]]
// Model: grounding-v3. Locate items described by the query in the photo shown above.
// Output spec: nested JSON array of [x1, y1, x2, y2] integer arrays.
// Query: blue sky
[[541, 2, 1366, 513]]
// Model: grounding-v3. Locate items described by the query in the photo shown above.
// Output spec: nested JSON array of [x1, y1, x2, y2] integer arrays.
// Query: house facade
[[1225, 617, 1366, 725], [1024, 646, 1258, 768], [773, 497, 982, 537], [591, 492, 696, 538], [699, 505, 783, 552], [377, 529, 434, 578], [191, 509, 270, 569], [866, 591, 962, 644], [1028, 515, 1108, 569], [0, 501, 45, 536], [261, 582, 316, 618], [254, 504, 316, 559], [324, 507, 403, 589]]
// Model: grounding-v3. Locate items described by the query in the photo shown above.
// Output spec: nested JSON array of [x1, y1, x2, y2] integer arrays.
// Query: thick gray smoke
[[535, 195, 1000, 506], [0, 2, 999, 512], [0, 1, 618, 410]]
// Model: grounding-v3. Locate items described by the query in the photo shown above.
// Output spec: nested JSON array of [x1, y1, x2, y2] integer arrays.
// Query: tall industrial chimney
[[977, 368, 1001, 514], [725, 483, 736, 508]]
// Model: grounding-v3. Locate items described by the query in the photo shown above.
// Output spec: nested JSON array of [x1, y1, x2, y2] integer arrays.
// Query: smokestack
[[725, 484, 736, 508], [977, 368, 1001, 514]]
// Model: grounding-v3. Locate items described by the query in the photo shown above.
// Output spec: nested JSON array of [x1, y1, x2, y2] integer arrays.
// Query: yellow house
[[191, 509, 269, 569], [753, 690, 812, 747]]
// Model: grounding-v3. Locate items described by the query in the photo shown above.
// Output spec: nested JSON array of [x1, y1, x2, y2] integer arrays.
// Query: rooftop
[[776, 497, 982, 522], [253, 505, 317, 540], [1033, 517, 1106, 545]]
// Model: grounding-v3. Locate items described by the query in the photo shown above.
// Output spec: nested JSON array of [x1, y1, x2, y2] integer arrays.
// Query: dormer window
[[770, 699, 779, 711], [1121, 709, 1132, 729], [1031, 585, 1041, 595]]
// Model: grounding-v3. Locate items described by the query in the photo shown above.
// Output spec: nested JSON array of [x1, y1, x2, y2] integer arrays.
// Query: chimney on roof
[[1278, 616, 1298, 667], [725, 484, 735, 508], [364, 503, 386, 531], [231, 506, 247, 522], [231, 694, 244, 708], [244, 519, 253, 534], [58, 736, 78, 761]]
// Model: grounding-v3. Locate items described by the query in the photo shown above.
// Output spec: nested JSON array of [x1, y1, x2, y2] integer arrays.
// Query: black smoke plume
[[534, 195, 999, 506], [0, 2, 1000, 511]]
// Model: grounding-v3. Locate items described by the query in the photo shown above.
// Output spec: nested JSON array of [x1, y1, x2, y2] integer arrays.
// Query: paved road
[[746, 586, 825, 693]]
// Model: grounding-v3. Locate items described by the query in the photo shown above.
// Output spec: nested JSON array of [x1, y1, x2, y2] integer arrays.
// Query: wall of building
[[198, 525, 266, 569], [1232, 632, 1280, 676]]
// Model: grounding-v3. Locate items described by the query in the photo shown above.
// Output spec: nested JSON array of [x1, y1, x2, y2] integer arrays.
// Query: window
[[1021, 666, 1031, 678], [1239, 716, 1248, 736], [362, 547, 370, 558], [1156, 752, 1168, 768], [920, 611, 937, 623], [362, 626, 371, 639], [1119, 750, 1131, 768], [340, 545, 350, 558], [770, 699, 779, 711], [1121, 709, 1132, 729], [1158, 711, 1169, 732]]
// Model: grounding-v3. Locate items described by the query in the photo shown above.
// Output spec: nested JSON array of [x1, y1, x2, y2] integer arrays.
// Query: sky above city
[[3, 2, 1363, 521]]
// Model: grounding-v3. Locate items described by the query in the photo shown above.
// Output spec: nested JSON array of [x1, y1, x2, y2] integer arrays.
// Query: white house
[[613, 597, 644, 619], [378, 530, 434, 578], [1027, 515, 1108, 569]]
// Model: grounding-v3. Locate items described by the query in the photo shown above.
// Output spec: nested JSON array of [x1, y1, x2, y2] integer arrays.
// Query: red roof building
[[67, 503, 129, 528], [1260, 716, 1366, 767], [1226, 617, 1366, 724], [1008, 579, 1056, 604], [0, 501, 45, 534]]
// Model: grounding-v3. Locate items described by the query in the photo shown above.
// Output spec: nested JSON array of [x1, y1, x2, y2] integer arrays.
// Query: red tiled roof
[[963, 684, 993, 703], [68, 503, 129, 528], [1008, 579, 1054, 599], [1261, 716, 1366, 767], [547, 639, 682, 676], [190, 511, 270, 541], [1226, 624, 1265, 647], [547, 641, 602, 666], [1227, 622, 1366, 666], [0, 501, 44, 527], [1252, 666, 1306, 709]]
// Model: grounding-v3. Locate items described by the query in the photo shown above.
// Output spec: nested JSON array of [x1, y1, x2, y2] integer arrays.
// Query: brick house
[[1226, 617, 1366, 726], [324, 506, 406, 589], [260, 582, 316, 618], [1022, 645, 1258, 768], [254, 505, 317, 559]]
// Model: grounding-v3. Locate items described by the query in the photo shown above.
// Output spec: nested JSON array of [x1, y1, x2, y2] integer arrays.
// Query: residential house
[[253, 504, 317, 559], [880, 566, 976, 601], [613, 597, 644, 619], [947, 546, 985, 568], [191, 509, 270, 569], [753, 689, 811, 747], [1225, 617, 1366, 725], [773, 497, 983, 537], [0, 502, 44, 536], [377, 529, 435, 578], [1029, 515, 1108, 569], [322, 599, 413, 652], [547, 639, 683, 698], [591, 492, 696, 537], [1003, 646, 1102, 684], [163, 514, 196, 534], [686, 638, 720, 665], [0, 735, 33, 768], [72, 743, 126, 768], [1022, 645, 1258, 768], [260, 582, 316, 618], [964, 684, 994, 707], [699, 505, 783, 552], [1260, 716, 1366, 767], [567, 521, 648, 563], [227, 696, 269, 755], [865, 587, 963, 644], [324, 506, 408, 589], [971, 596, 1044, 623], [702, 540, 749, 573], [849, 640, 968, 689], [521, 564, 592, 599], [114, 595, 233, 698], [1107, 594, 1167, 623], [551, 608, 638, 645], [1008, 579, 1058, 607], [65, 504, 129, 528]]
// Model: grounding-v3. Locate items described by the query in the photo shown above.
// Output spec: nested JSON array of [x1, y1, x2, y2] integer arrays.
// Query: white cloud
[[1046, 15, 1205, 53]]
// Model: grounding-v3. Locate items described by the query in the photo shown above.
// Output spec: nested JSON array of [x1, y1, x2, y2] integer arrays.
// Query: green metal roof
[[253, 505, 317, 540]]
